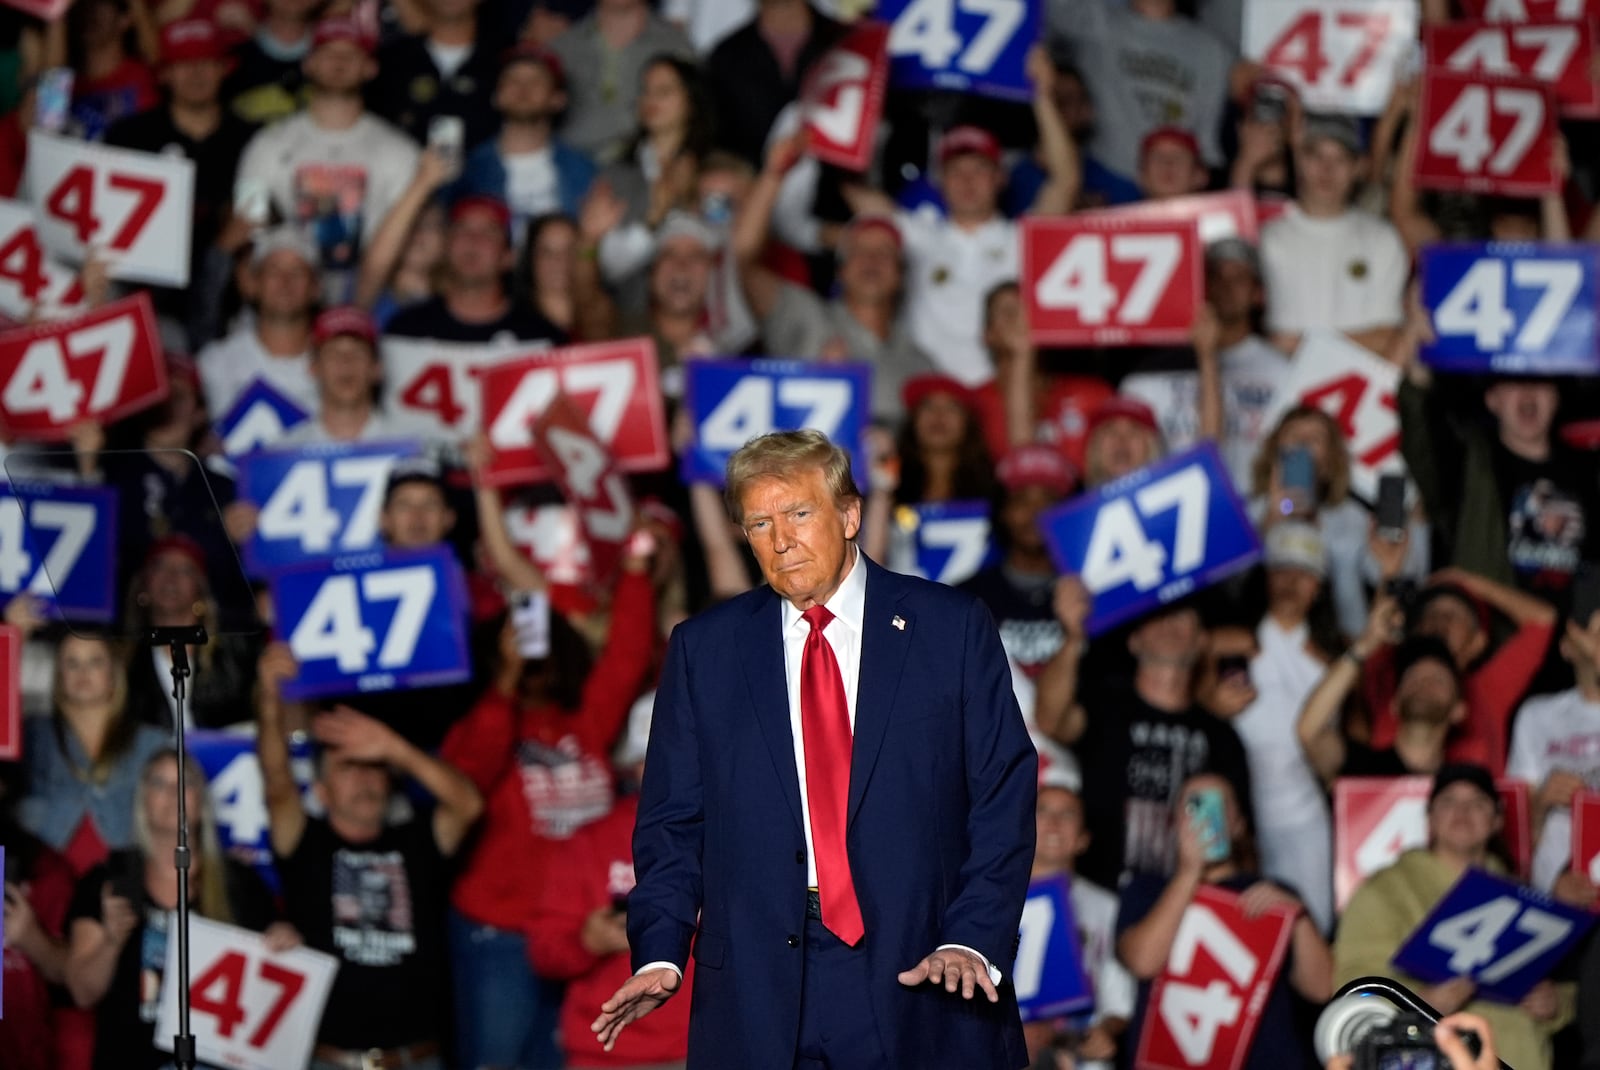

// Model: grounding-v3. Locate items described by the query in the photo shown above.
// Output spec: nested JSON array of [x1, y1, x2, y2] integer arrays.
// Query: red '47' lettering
[[399, 365, 465, 427], [1264, 11, 1394, 87], [1302, 374, 1399, 466], [44, 166, 166, 251], [189, 950, 307, 1049]]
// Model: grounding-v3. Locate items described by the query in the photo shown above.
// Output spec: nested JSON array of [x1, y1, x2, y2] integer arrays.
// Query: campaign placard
[[1427, 19, 1600, 117], [1413, 69, 1560, 197], [1244, 0, 1419, 114], [1086, 190, 1261, 246], [0, 197, 84, 319], [880, 0, 1039, 101], [1023, 216, 1202, 347], [680, 359, 872, 487], [1014, 874, 1094, 1022], [216, 380, 312, 457], [1420, 242, 1600, 374], [187, 728, 316, 889], [271, 546, 471, 702], [26, 130, 195, 287], [894, 500, 996, 586], [479, 338, 668, 488], [1134, 886, 1296, 1070], [1039, 444, 1260, 636], [156, 916, 340, 1070], [1571, 790, 1600, 883], [240, 441, 422, 573], [381, 335, 531, 447], [802, 22, 891, 171], [0, 479, 119, 622], [1393, 867, 1594, 1001], [531, 395, 635, 588], [1461, 0, 1600, 23]]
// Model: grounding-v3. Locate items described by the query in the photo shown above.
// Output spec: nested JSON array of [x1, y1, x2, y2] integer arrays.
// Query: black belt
[[806, 887, 822, 919]]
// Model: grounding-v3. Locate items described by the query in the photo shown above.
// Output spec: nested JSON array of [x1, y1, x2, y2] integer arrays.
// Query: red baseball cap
[[937, 125, 1001, 167], [450, 194, 513, 231], [501, 41, 566, 91], [1139, 125, 1202, 164], [311, 18, 374, 53], [161, 19, 228, 64], [146, 534, 207, 574], [996, 446, 1078, 496], [843, 214, 903, 254], [312, 306, 378, 348], [902, 374, 974, 413], [1087, 395, 1160, 437]]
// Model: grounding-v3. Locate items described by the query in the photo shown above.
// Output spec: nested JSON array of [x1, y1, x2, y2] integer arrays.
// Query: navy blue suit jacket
[[630, 555, 1037, 1069]]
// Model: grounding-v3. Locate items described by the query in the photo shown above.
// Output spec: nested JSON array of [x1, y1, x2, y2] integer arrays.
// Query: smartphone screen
[[1377, 475, 1408, 537], [511, 589, 551, 659], [1185, 788, 1231, 863], [1280, 447, 1318, 516], [428, 115, 465, 173]]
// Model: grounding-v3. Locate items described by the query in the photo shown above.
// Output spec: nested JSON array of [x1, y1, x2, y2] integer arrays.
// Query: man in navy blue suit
[[592, 429, 1038, 1069]]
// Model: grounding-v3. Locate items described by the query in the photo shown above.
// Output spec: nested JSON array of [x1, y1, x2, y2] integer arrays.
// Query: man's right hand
[[592, 967, 681, 1051]]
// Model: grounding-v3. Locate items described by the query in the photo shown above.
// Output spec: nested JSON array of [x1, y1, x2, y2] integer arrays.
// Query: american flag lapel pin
[[891, 615, 906, 631]]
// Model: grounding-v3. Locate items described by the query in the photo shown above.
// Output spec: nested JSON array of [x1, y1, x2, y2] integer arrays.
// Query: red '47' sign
[[1243, 0, 1418, 114], [1426, 20, 1600, 118], [0, 0, 70, 20], [1413, 68, 1560, 197], [1022, 217, 1201, 347], [1087, 190, 1261, 246], [1134, 886, 1296, 1070], [532, 395, 635, 588], [1461, 0, 1600, 21], [480, 337, 669, 488], [1572, 790, 1600, 885], [800, 21, 890, 172], [0, 198, 84, 319], [0, 292, 167, 440]]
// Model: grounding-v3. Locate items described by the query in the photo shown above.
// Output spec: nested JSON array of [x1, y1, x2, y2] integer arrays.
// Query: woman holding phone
[[1115, 774, 1334, 1070]]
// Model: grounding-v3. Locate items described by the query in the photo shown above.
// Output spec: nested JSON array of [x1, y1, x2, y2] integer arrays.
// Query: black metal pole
[[151, 624, 206, 1070]]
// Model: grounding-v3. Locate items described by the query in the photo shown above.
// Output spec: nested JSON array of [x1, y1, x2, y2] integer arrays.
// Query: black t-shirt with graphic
[[66, 850, 276, 1070], [960, 565, 1064, 679], [276, 817, 448, 1050], [1491, 440, 1599, 601]]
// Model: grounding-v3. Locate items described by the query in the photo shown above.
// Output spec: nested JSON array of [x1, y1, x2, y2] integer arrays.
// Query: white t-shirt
[[197, 327, 316, 418], [504, 147, 561, 227], [1260, 205, 1408, 335], [1506, 688, 1600, 891], [277, 409, 399, 446], [895, 212, 1017, 387], [426, 40, 471, 79]]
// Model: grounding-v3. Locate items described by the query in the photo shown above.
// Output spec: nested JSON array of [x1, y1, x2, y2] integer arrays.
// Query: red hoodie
[[442, 571, 656, 929], [526, 795, 692, 1067]]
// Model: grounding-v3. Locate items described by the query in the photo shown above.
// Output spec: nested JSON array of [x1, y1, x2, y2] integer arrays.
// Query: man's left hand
[[898, 947, 998, 1002]]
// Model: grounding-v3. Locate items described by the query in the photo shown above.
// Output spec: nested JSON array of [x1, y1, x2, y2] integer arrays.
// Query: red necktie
[[800, 605, 865, 946]]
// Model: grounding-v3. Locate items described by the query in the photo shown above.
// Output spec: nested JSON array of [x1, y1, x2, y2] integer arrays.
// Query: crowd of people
[[0, 0, 1599, 1066]]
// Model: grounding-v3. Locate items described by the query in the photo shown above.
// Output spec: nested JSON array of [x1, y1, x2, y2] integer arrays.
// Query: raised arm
[[1025, 47, 1081, 216], [354, 147, 454, 309], [732, 132, 807, 322], [1298, 594, 1400, 784], [1033, 577, 1089, 746], [1117, 827, 1205, 979], [1430, 567, 1556, 631], [467, 436, 548, 593], [256, 642, 308, 858], [1193, 304, 1223, 443], [1388, 85, 1442, 257], [690, 482, 752, 601], [1542, 136, 1572, 240]]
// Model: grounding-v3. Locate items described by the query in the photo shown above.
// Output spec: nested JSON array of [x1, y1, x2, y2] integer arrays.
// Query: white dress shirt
[[641, 547, 999, 982]]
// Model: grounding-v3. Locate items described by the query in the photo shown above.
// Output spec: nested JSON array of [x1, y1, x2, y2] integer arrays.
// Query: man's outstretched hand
[[898, 947, 998, 1002], [593, 967, 681, 1051]]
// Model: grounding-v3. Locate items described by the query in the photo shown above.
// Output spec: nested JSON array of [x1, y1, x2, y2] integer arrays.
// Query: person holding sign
[[1115, 774, 1333, 1068], [596, 429, 1037, 1068], [1334, 764, 1574, 1070], [257, 645, 483, 1070]]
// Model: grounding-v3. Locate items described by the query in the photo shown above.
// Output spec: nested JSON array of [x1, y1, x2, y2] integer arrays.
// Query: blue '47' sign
[[188, 728, 315, 892], [1420, 242, 1600, 374], [879, 0, 1037, 101], [271, 545, 471, 702], [215, 379, 310, 456], [896, 500, 996, 585], [1393, 868, 1595, 1003], [1039, 443, 1260, 635], [240, 440, 422, 574], [1014, 874, 1093, 1022], [681, 359, 871, 488], [0, 480, 118, 621]]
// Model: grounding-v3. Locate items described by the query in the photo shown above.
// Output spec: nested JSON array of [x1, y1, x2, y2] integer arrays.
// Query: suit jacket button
[[787, 934, 800, 948], [795, 850, 805, 864]]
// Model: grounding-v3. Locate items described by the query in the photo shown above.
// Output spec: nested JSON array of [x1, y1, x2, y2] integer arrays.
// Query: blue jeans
[[448, 907, 564, 1070]]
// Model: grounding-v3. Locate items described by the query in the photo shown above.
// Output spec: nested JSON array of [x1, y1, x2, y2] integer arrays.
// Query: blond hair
[[134, 749, 235, 925], [724, 430, 862, 525], [1249, 405, 1352, 506]]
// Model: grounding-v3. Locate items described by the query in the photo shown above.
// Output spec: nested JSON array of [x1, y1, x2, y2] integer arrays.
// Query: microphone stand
[[150, 624, 207, 1070]]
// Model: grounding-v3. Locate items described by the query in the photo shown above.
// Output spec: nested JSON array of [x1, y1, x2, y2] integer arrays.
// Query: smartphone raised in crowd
[[1279, 446, 1318, 517], [1376, 474, 1408, 542], [35, 68, 74, 133], [428, 115, 465, 175], [1185, 787, 1231, 864]]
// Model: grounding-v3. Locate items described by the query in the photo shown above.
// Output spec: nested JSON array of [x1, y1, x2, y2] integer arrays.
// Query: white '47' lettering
[[289, 566, 436, 674], [1080, 465, 1209, 594]]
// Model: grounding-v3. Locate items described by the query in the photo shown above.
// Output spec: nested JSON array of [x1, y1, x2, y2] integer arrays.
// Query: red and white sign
[[1260, 330, 1404, 503], [1426, 20, 1599, 118], [1572, 790, 1600, 884], [25, 130, 195, 288], [1090, 190, 1260, 247], [1335, 776, 1534, 911], [1133, 886, 1296, 1070], [1413, 69, 1560, 197], [0, 624, 18, 761], [0, 198, 84, 319], [1244, 0, 1419, 114], [155, 916, 339, 1070], [0, 292, 167, 440], [1462, 0, 1600, 22], [480, 337, 668, 488], [381, 335, 531, 446], [0, 0, 71, 21], [1022, 216, 1202, 347], [504, 500, 593, 589], [800, 21, 890, 172], [531, 395, 634, 587]]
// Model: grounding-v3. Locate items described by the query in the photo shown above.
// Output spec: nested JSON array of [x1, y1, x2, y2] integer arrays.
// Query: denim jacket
[[17, 715, 172, 851], [448, 139, 597, 228]]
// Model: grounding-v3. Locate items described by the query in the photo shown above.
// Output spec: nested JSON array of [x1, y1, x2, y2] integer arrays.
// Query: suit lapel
[[738, 588, 805, 833], [849, 557, 912, 828]]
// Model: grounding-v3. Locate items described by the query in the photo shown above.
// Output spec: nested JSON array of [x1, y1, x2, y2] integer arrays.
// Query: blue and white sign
[[0, 480, 118, 622], [681, 359, 871, 488], [880, 0, 1038, 101], [188, 728, 314, 891], [240, 440, 421, 574], [1420, 242, 1600, 375], [271, 545, 471, 702], [1014, 875, 1093, 1022], [215, 379, 311, 457], [1393, 868, 1595, 1003], [1039, 443, 1260, 636], [897, 500, 996, 585]]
